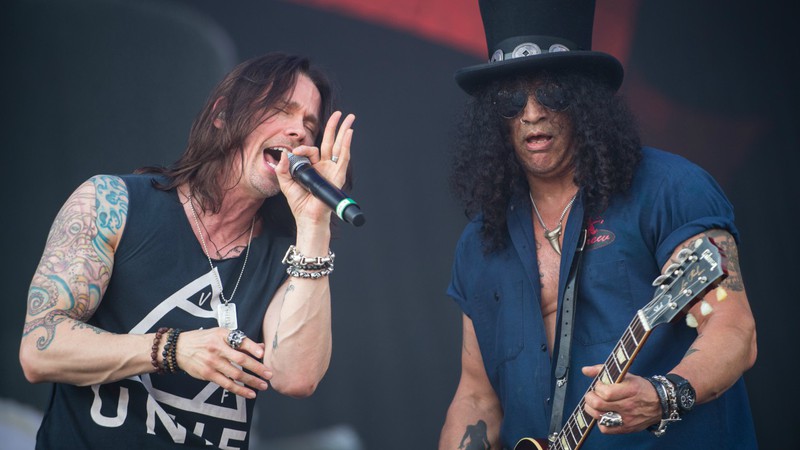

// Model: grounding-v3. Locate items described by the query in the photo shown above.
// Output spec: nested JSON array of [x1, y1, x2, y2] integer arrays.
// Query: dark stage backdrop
[[3, 1, 797, 449]]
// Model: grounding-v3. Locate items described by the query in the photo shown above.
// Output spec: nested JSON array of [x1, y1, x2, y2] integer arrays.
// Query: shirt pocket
[[574, 259, 638, 346], [470, 279, 525, 373]]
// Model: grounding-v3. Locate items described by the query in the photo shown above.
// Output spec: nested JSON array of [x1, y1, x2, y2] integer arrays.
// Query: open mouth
[[264, 147, 285, 166], [526, 133, 553, 145]]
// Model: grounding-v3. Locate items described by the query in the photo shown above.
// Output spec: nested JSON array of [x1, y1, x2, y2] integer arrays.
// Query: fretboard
[[549, 314, 652, 450]]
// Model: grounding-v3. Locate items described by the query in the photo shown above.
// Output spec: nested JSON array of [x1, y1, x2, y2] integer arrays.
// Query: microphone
[[286, 152, 365, 227]]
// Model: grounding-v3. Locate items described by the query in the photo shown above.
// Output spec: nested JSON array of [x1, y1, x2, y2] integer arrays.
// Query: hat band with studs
[[489, 36, 577, 63]]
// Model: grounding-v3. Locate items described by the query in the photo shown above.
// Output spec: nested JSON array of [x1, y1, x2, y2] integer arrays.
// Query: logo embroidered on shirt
[[585, 217, 615, 250]]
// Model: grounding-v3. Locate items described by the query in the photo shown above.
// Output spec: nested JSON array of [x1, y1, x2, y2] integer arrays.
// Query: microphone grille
[[286, 152, 311, 175]]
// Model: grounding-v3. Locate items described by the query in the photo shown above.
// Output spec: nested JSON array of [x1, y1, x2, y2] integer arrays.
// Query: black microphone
[[286, 152, 365, 227]]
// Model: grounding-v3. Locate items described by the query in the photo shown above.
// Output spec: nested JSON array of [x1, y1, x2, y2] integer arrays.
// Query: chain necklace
[[529, 191, 577, 256], [196, 216, 253, 259], [187, 195, 255, 329]]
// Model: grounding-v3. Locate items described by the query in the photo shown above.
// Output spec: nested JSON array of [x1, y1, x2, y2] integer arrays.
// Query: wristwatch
[[665, 373, 696, 415]]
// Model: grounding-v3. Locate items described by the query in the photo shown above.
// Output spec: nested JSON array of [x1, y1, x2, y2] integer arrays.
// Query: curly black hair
[[449, 71, 641, 253]]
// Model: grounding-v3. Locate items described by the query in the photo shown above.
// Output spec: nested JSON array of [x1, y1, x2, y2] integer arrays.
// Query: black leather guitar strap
[[548, 229, 586, 442]]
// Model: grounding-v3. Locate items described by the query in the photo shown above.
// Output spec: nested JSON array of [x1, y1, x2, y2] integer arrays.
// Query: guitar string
[[556, 316, 645, 448]]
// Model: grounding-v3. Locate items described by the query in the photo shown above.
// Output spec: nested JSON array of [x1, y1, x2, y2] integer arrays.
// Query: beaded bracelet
[[151, 327, 169, 375], [168, 329, 182, 373], [161, 328, 182, 374], [161, 333, 173, 373]]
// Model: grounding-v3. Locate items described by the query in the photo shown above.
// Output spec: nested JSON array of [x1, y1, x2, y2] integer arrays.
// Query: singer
[[20, 52, 356, 449]]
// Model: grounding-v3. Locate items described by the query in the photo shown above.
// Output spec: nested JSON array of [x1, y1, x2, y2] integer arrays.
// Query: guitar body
[[514, 437, 548, 450]]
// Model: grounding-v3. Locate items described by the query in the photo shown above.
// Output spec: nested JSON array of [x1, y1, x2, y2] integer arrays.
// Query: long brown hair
[[139, 52, 336, 215]]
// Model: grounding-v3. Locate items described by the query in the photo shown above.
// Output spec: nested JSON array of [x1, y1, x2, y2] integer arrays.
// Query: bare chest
[[533, 223, 564, 353]]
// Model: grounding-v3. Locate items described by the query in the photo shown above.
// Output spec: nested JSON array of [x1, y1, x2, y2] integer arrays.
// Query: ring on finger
[[226, 329, 246, 350], [598, 411, 623, 427], [331, 155, 339, 163]]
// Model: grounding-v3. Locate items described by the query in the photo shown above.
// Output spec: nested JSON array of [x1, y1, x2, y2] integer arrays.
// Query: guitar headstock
[[640, 237, 728, 329]]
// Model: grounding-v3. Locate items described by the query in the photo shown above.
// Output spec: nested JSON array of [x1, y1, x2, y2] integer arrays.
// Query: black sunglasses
[[493, 84, 570, 118]]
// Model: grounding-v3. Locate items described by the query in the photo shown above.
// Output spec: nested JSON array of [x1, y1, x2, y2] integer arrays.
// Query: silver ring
[[331, 155, 339, 163], [598, 411, 623, 427], [226, 329, 246, 350]]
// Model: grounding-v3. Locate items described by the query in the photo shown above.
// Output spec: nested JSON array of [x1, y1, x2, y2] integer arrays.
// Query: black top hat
[[455, 0, 623, 95]]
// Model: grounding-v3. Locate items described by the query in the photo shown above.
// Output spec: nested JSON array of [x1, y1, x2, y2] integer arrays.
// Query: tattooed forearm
[[272, 283, 296, 349], [684, 347, 700, 358], [459, 420, 491, 450], [705, 230, 744, 291], [71, 321, 106, 334]]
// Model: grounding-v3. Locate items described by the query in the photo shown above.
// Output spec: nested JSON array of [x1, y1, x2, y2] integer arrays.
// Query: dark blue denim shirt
[[448, 147, 757, 449]]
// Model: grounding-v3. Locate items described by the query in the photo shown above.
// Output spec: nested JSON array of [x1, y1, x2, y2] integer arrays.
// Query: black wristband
[[646, 376, 669, 419], [647, 375, 682, 437]]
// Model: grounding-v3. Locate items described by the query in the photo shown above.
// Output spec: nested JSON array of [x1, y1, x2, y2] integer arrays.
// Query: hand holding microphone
[[286, 151, 365, 226], [280, 111, 364, 227]]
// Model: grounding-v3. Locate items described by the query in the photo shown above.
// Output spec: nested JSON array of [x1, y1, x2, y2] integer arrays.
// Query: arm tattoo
[[272, 283, 295, 349], [459, 420, 491, 450], [705, 230, 744, 292], [684, 347, 700, 358], [23, 175, 127, 350]]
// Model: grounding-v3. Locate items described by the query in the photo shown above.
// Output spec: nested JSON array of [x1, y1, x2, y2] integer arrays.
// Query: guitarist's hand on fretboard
[[581, 364, 663, 434]]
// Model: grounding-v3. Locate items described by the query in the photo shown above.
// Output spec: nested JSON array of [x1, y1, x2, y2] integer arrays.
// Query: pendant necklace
[[529, 191, 577, 256], [187, 195, 255, 330]]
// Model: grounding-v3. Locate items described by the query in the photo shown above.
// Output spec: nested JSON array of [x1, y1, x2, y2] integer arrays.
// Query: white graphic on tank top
[[89, 268, 250, 448]]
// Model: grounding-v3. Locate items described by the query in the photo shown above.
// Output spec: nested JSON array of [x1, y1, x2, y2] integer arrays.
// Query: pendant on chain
[[544, 224, 563, 255], [217, 303, 238, 330], [529, 191, 577, 257]]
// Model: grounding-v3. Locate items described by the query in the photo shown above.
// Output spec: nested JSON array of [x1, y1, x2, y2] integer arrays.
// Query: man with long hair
[[20, 52, 355, 448], [439, 1, 757, 449]]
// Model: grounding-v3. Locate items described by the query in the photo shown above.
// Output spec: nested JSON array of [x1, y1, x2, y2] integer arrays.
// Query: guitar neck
[[549, 314, 652, 450]]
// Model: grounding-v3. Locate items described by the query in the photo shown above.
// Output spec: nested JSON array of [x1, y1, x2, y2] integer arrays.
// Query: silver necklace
[[197, 217, 253, 259], [529, 191, 577, 256], [187, 195, 255, 329]]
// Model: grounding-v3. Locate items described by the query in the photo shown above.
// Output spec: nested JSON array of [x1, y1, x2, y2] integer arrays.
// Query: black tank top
[[36, 174, 292, 449]]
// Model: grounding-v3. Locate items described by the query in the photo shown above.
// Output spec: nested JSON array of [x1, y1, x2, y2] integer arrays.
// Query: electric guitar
[[514, 236, 728, 450]]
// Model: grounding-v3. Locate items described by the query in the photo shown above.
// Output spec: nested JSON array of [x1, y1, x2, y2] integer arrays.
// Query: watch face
[[678, 386, 695, 410], [666, 374, 696, 413]]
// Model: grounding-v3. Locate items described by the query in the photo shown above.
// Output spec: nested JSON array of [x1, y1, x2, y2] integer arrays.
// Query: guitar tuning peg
[[675, 248, 692, 262], [651, 274, 670, 287], [686, 313, 698, 328], [665, 263, 681, 274], [715, 287, 728, 302], [701, 300, 713, 316]]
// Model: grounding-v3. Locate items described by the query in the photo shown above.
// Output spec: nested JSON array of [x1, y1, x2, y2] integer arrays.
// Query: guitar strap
[[548, 228, 587, 443]]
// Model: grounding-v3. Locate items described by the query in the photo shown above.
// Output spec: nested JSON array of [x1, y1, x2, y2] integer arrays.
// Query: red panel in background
[[286, 0, 486, 57], [285, 0, 640, 66], [285, 0, 758, 184]]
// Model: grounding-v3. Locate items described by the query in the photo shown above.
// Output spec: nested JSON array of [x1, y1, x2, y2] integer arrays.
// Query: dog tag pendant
[[217, 303, 238, 329]]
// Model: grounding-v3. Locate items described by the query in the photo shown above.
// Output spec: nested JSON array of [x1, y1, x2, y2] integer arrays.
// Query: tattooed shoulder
[[703, 229, 744, 292], [90, 175, 129, 236]]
